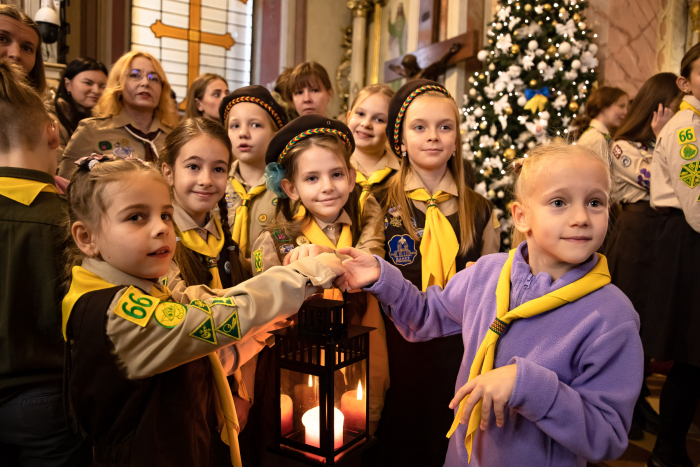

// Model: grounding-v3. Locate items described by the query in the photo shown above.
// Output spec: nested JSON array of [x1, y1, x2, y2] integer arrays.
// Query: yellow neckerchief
[[176, 216, 226, 290], [230, 178, 267, 255], [680, 100, 700, 117], [0, 177, 57, 205], [446, 249, 611, 462], [406, 188, 459, 291], [356, 167, 394, 218], [294, 205, 352, 300], [62, 264, 243, 467]]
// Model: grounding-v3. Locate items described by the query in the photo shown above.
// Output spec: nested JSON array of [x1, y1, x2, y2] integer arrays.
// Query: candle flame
[[308, 375, 313, 387], [357, 380, 363, 400]]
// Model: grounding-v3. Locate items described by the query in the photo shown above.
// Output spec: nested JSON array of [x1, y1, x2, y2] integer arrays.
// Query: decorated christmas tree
[[461, 0, 599, 249]]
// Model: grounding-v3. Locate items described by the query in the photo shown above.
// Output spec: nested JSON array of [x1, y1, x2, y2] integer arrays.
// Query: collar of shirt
[[589, 118, 610, 136], [313, 209, 353, 232], [113, 108, 169, 134], [81, 257, 167, 294], [350, 150, 401, 177], [683, 94, 700, 110], [404, 167, 459, 197], [0, 167, 57, 205], [172, 202, 220, 240], [230, 160, 266, 189]]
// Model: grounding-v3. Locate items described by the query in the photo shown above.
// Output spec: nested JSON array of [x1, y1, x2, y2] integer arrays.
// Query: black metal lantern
[[269, 298, 376, 465]]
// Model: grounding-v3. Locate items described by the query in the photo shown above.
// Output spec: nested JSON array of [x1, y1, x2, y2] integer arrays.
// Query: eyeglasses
[[127, 69, 162, 85]]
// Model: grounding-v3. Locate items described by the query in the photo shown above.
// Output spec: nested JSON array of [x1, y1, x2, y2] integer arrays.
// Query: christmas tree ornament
[[544, 3, 552, 10], [469, 88, 478, 97], [496, 23, 503, 30], [528, 40, 539, 51], [558, 42, 572, 54], [477, 50, 489, 61], [505, 107, 513, 115], [504, 148, 517, 159], [579, 21, 586, 29], [573, 13, 581, 22], [517, 95, 528, 106], [571, 59, 581, 69], [529, 79, 538, 87], [524, 4, 532, 12], [538, 20, 544, 25], [489, 39, 494, 44], [474, 108, 484, 117], [489, 63, 496, 71], [468, 76, 475, 83], [537, 61, 548, 71], [524, 87, 550, 114], [546, 45, 557, 55], [480, 122, 488, 130], [479, 74, 485, 79], [568, 101, 579, 112], [511, 44, 521, 54], [588, 43, 599, 55], [494, 141, 500, 150]]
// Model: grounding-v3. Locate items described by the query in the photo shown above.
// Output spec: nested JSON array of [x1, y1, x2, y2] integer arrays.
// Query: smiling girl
[[185, 73, 229, 122], [573, 86, 629, 155]]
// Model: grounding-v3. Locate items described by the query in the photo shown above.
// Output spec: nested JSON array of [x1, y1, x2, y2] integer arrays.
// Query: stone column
[[347, 0, 370, 105], [655, 0, 689, 74], [445, 0, 468, 108]]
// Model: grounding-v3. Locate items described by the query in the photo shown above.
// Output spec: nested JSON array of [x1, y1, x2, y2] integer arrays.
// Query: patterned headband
[[393, 84, 453, 155], [278, 128, 353, 164], [222, 96, 285, 129]]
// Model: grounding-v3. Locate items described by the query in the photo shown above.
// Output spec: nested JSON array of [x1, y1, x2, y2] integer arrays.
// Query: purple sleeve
[[363, 256, 466, 342], [507, 320, 644, 462]]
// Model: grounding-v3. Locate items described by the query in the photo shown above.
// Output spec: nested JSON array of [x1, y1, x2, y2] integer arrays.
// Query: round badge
[[224, 261, 231, 274], [258, 214, 267, 223], [296, 236, 310, 246], [621, 156, 632, 167], [280, 244, 294, 254], [272, 197, 278, 206]]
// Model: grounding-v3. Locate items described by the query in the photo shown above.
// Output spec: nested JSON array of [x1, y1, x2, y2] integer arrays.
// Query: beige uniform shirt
[[79, 254, 338, 380], [173, 203, 220, 242], [44, 100, 71, 171], [350, 151, 401, 179], [58, 109, 172, 179], [577, 119, 611, 159], [610, 140, 652, 204], [225, 160, 280, 258], [651, 95, 700, 232]]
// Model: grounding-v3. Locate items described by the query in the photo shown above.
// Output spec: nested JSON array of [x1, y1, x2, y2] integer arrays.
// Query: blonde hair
[[0, 61, 50, 152], [93, 51, 179, 128], [385, 91, 489, 256], [185, 73, 227, 119], [347, 83, 394, 115]]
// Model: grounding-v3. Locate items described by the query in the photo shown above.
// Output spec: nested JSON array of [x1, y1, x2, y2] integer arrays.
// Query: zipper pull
[[523, 274, 534, 289]]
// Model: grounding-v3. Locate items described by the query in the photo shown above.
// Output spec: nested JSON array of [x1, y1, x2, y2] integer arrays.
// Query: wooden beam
[[383, 30, 480, 83], [294, 0, 306, 65], [416, 0, 437, 49]]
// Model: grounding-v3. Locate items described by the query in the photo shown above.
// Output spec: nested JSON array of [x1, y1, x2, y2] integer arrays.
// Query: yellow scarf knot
[[230, 179, 267, 255], [356, 167, 393, 219], [176, 216, 226, 290]]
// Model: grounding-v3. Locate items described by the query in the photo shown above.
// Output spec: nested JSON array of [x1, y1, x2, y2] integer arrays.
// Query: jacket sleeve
[[356, 194, 386, 258], [58, 120, 93, 179], [107, 254, 339, 379], [663, 123, 700, 232], [364, 257, 467, 341], [507, 318, 643, 462], [611, 141, 651, 192]]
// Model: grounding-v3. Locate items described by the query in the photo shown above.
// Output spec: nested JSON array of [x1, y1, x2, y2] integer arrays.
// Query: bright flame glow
[[357, 381, 363, 400], [308, 375, 313, 387]]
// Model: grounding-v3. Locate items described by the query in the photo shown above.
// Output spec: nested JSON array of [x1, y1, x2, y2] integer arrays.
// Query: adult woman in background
[[58, 50, 178, 178], [184, 72, 229, 121]]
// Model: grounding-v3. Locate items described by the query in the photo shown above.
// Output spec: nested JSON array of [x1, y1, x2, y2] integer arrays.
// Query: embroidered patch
[[224, 261, 231, 274], [98, 141, 112, 151], [113, 286, 160, 327], [154, 302, 187, 328], [677, 127, 697, 145], [211, 297, 237, 307], [637, 168, 651, 188], [253, 249, 263, 272], [273, 228, 289, 241], [680, 161, 700, 188], [280, 244, 294, 254], [621, 155, 631, 167], [384, 217, 389, 230], [417, 228, 424, 237], [189, 299, 211, 314], [160, 276, 167, 287], [410, 217, 417, 228], [296, 236, 310, 246], [612, 144, 622, 159], [205, 256, 217, 269], [388, 234, 418, 266], [112, 141, 134, 158], [272, 197, 278, 206], [258, 214, 267, 223], [189, 316, 218, 345], [216, 309, 242, 340], [680, 143, 699, 161], [225, 192, 235, 209], [389, 217, 403, 228]]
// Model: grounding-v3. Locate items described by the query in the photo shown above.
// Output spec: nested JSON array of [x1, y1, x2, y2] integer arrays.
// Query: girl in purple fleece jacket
[[336, 141, 644, 466]]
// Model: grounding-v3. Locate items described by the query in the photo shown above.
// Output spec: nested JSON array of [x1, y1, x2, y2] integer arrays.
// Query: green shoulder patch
[[216, 309, 242, 340], [189, 299, 211, 314], [154, 302, 187, 328], [253, 249, 263, 273], [98, 141, 112, 151], [113, 286, 159, 327], [189, 316, 218, 344], [211, 297, 236, 308], [679, 161, 700, 188], [681, 143, 699, 160]]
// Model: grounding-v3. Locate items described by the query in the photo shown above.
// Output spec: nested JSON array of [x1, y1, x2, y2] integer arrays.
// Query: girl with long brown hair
[[185, 73, 229, 121], [573, 86, 629, 154]]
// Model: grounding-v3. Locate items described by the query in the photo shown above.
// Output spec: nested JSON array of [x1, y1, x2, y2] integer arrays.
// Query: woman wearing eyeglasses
[[58, 51, 179, 179]]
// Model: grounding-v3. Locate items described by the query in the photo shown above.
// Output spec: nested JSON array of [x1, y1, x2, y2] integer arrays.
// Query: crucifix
[[150, 0, 236, 110]]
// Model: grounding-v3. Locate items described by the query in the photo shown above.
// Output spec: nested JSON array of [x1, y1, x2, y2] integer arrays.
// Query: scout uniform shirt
[[651, 94, 700, 232], [350, 151, 401, 192], [225, 160, 279, 258], [577, 118, 612, 158], [58, 108, 172, 179], [45, 98, 72, 171], [610, 140, 653, 203]]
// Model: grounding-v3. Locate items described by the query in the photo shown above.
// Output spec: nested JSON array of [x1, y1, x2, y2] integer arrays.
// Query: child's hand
[[283, 244, 335, 265], [336, 247, 381, 291], [651, 103, 674, 137], [449, 364, 517, 430]]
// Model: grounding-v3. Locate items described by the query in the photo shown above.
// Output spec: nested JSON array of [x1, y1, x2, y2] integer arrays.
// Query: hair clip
[[74, 153, 110, 171]]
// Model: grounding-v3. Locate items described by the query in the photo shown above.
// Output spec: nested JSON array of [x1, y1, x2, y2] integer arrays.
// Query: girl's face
[[0, 16, 38, 75], [512, 153, 609, 273], [65, 70, 108, 110], [281, 146, 356, 224], [293, 81, 334, 117], [122, 57, 163, 112], [81, 174, 176, 280], [196, 79, 229, 121], [677, 60, 700, 100], [162, 135, 230, 226], [401, 96, 457, 174], [228, 102, 276, 166], [598, 94, 629, 129], [347, 93, 389, 154]]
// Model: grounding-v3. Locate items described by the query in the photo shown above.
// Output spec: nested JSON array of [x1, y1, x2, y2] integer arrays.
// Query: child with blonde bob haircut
[[336, 141, 644, 467], [61, 156, 344, 466]]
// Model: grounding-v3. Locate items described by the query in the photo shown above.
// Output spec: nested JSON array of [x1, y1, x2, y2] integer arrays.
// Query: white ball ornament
[[517, 95, 528, 106], [528, 40, 539, 51], [474, 108, 484, 117], [477, 50, 489, 62], [540, 111, 551, 121], [469, 88, 478, 97], [588, 44, 598, 55], [489, 63, 496, 71], [495, 23, 503, 30], [558, 42, 572, 55], [537, 61, 548, 71], [571, 59, 582, 70]]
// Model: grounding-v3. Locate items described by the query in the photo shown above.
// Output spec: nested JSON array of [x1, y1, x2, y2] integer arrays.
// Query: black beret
[[386, 79, 452, 156], [265, 114, 355, 166], [218, 85, 288, 129]]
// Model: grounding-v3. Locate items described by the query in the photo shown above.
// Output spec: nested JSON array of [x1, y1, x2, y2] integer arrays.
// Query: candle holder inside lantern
[[270, 297, 376, 465]]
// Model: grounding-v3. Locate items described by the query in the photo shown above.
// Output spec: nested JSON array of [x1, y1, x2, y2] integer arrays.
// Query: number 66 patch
[[677, 127, 697, 145], [113, 286, 160, 326]]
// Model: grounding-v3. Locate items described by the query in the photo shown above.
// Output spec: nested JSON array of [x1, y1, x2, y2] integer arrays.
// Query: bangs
[[291, 74, 325, 94]]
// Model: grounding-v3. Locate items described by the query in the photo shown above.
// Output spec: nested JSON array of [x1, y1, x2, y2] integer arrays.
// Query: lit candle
[[280, 394, 293, 434], [340, 381, 366, 429], [302, 406, 344, 449], [294, 375, 317, 412]]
